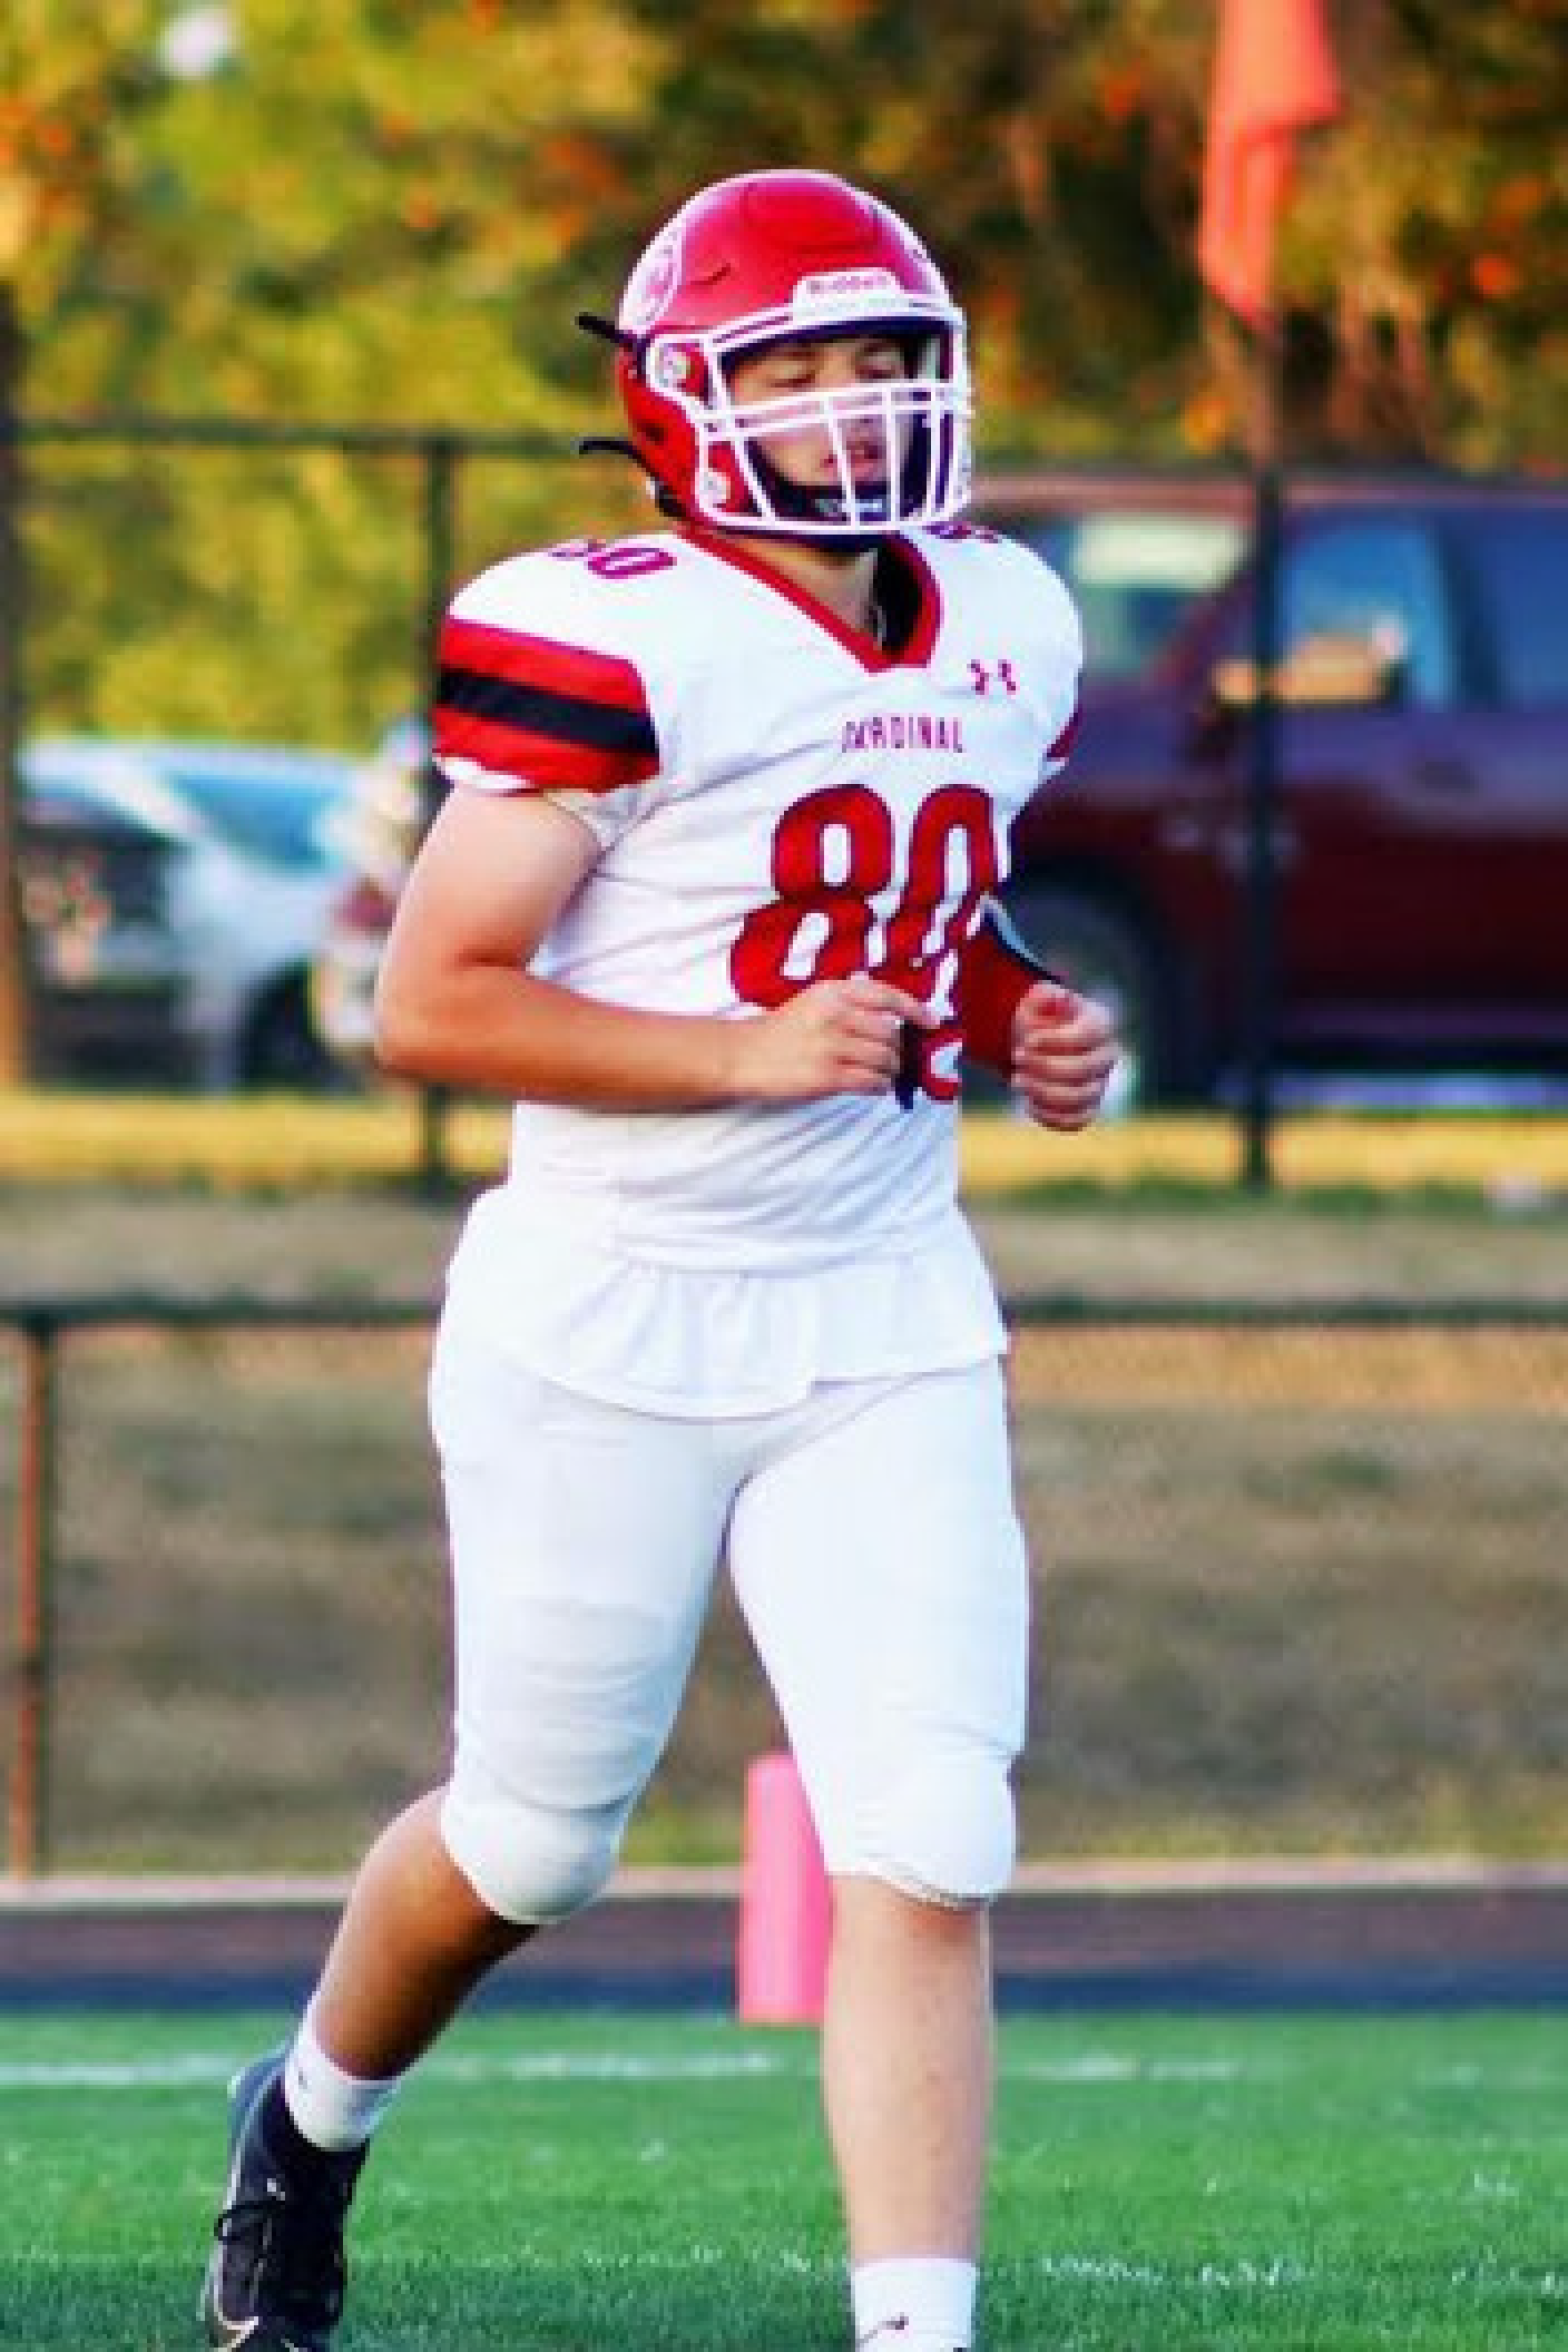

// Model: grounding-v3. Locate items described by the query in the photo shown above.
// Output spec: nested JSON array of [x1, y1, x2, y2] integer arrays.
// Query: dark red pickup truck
[[973, 467, 1568, 1107]]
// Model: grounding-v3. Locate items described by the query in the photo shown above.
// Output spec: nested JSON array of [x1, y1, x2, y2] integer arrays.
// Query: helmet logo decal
[[791, 267, 903, 315], [622, 224, 683, 332]]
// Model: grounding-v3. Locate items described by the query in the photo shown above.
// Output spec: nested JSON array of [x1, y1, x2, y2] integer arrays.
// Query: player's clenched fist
[[1011, 980, 1120, 1129], [725, 973, 938, 1102]]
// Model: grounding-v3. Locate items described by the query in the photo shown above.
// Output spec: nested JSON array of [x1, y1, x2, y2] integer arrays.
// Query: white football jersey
[[432, 521, 1081, 1410]]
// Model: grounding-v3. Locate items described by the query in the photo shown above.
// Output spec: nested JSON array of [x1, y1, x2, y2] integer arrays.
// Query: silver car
[[22, 738, 357, 1089]]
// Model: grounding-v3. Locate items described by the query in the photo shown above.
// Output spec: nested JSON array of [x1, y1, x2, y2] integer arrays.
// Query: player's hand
[[728, 974, 938, 1102], [1010, 980, 1120, 1130]]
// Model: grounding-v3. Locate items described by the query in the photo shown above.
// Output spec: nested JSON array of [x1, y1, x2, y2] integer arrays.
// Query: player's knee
[[865, 1751, 1017, 1909], [439, 1786, 622, 1926]]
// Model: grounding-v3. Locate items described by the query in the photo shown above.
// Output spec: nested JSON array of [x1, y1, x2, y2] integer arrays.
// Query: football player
[[203, 167, 1117, 2352]]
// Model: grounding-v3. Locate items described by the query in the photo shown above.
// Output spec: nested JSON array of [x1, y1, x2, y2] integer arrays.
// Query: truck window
[[1462, 512, 1568, 709], [1278, 519, 1457, 708], [1020, 510, 1244, 681]]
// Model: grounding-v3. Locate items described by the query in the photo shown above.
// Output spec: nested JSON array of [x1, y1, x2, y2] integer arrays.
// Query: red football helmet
[[593, 170, 972, 540]]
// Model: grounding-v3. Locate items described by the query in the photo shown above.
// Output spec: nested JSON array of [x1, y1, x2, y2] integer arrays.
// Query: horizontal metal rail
[[17, 413, 559, 457], [4, 1294, 1568, 1336]]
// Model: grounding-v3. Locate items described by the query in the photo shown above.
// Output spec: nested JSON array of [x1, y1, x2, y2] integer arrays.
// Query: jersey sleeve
[[953, 899, 1062, 1076], [1010, 537, 1083, 789], [432, 555, 662, 844], [1040, 701, 1081, 786]]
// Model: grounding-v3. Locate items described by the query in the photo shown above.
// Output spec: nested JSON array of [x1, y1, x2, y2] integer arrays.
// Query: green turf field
[[2, 2007, 1566, 2350]]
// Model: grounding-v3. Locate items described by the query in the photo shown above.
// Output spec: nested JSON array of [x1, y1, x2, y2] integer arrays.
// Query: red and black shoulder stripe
[[1045, 706, 1080, 768], [434, 613, 659, 794]]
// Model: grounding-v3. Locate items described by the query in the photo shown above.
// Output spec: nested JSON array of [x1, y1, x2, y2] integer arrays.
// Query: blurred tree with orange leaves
[[5, 0, 1564, 869], [586, 0, 1568, 467], [29, 2, 1566, 470], [19, 1, 1566, 488]]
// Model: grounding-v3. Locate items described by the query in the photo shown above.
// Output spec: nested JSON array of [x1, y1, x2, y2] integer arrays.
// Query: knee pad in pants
[[439, 1784, 625, 1927], [858, 1750, 1017, 1910]]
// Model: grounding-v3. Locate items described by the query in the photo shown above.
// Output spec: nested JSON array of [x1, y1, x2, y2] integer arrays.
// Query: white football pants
[[428, 1315, 1030, 1922]]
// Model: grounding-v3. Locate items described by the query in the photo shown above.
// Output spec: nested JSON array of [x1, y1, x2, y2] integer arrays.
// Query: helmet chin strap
[[775, 531, 887, 561], [743, 449, 891, 556], [572, 429, 875, 545]]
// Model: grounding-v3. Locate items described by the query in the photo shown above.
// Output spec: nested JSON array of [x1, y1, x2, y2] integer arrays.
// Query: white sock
[[853, 2256, 978, 2350], [281, 1999, 405, 2153]]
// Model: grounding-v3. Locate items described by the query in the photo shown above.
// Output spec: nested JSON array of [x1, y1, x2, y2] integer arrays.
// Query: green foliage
[[0, 2, 167, 316], [18, 3, 1568, 455], [7, 2, 1566, 739]]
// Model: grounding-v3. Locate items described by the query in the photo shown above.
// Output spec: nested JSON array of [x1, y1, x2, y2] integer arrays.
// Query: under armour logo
[[969, 657, 1018, 696]]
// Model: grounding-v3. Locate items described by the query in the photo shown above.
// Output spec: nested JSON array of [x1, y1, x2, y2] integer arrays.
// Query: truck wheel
[[241, 973, 340, 1093], [999, 890, 1188, 1113]]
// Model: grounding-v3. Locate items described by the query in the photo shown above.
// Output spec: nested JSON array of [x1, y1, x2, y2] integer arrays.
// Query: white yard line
[[0, 2048, 1266, 2094], [0, 2047, 795, 2092]]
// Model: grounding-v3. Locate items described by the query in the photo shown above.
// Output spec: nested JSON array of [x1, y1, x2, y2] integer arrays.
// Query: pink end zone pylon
[[736, 1750, 831, 2024]]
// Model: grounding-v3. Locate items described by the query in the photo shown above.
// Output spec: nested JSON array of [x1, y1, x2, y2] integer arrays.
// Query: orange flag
[[1198, 0, 1342, 326]]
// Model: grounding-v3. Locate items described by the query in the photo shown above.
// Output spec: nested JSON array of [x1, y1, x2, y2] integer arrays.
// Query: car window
[[1012, 510, 1244, 680], [155, 755, 348, 867], [23, 759, 191, 845], [1280, 518, 1456, 708], [1461, 511, 1568, 709]]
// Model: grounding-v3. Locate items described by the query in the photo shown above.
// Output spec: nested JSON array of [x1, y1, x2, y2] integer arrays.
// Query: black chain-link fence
[[7, 1296, 1567, 1878], [16, 416, 646, 750]]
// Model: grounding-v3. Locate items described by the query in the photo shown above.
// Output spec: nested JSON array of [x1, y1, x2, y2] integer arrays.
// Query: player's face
[[724, 332, 914, 492]]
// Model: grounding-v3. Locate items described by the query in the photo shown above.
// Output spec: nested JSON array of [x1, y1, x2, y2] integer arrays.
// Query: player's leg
[[826, 1879, 994, 2349], [728, 1361, 1028, 2351], [306, 1330, 731, 2075], [203, 1320, 733, 2347], [306, 1789, 531, 2080], [822, 1878, 993, 2255]]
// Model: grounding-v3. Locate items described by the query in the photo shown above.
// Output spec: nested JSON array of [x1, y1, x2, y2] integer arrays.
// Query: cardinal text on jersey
[[840, 710, 967, 755]]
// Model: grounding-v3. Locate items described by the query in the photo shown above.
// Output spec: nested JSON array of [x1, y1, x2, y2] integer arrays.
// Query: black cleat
[[202, 2050, 367, 2350]]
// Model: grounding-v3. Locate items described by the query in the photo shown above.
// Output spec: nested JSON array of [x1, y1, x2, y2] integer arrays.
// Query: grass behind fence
[[7, 1315, 1567, 1872], [4, 1098, 1568, 1873]]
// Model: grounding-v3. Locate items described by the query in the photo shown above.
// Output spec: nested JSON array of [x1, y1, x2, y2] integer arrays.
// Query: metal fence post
[[0, 283, 32, 1083], [1240, 352, 1285, 1194], [416, 429, 460, 1198], [8, 1312, 58, 1876]]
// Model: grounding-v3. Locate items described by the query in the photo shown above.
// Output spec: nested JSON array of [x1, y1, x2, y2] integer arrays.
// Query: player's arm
[[373, 783, 934, 1109], [953, 899, 1120, 1131], [951, 900, 1059, 1076]]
